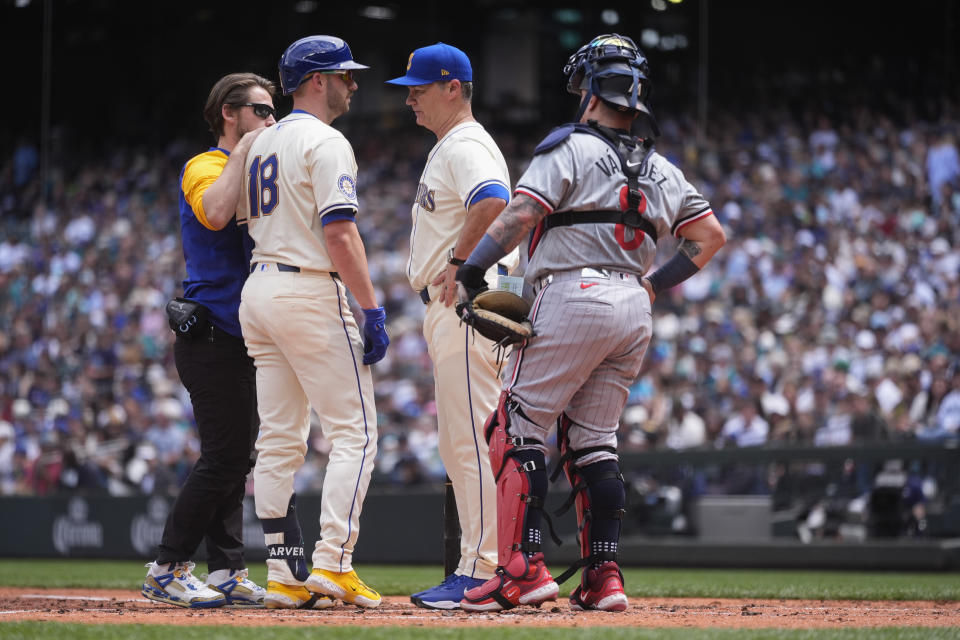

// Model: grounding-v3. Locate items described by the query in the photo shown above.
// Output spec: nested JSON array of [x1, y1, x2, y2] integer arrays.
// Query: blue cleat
[[411, 573, 486, 610]]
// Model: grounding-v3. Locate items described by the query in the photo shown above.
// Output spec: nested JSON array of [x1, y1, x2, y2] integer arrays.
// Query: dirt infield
[[1, 587, 959, 628]]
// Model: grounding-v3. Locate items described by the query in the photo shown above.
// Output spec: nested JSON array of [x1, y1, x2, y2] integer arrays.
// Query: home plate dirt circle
[[0, 587, 958, 629]]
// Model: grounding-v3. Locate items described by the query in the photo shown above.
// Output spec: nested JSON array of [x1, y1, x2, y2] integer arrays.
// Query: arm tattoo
[[486, 196, 548, 251], [678, 238, 703, 260]]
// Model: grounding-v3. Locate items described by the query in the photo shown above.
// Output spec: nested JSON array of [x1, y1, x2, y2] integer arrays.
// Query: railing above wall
[[620, 441, 960, 468]]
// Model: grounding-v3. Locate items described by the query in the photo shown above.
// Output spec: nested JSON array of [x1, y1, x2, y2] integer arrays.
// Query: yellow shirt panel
[[182, 150, 229, 231]]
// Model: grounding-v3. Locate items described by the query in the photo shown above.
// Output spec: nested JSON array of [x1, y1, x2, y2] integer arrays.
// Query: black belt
[[250, 262, 299, 273], [250, 262, 338, 278], [419, 263, 509, 305]]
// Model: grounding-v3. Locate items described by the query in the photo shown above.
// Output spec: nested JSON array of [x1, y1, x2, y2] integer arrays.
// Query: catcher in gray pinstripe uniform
[[455, 34, 726, 612]]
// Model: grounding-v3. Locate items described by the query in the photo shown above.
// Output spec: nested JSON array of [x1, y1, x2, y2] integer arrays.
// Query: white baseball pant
[[423, 290, 500, 580], [239, 265, 378, 582]]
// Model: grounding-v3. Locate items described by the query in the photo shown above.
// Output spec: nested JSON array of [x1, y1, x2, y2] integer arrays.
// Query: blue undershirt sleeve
[[320, 208, 357, 226], [466, 183, 510, 208]]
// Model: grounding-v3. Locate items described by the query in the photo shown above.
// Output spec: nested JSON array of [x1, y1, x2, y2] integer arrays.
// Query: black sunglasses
[[232, 103, 276, 119]]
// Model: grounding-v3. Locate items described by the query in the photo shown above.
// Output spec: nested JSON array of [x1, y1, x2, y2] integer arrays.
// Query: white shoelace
[[173, 562, 212, 590], [233, 569, 261, 589], [200, 567, 262, 593]]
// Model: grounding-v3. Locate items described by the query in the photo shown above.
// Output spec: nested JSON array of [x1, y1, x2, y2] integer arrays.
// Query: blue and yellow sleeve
[[182, 150, 229, 231]]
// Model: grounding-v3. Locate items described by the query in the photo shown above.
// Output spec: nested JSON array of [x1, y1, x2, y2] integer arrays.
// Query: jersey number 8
[[616, 184, 649, 250], [248, 154, 280, 218]]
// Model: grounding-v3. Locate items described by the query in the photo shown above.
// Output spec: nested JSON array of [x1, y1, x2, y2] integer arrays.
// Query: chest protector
[[533, 120, 658, 244]]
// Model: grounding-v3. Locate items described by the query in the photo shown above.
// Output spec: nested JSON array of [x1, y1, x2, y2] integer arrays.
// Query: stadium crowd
[[0, 93, 958, 498]]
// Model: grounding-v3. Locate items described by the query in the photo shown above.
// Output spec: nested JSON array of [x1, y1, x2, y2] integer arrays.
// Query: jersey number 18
[[248, 154, 279, 218]]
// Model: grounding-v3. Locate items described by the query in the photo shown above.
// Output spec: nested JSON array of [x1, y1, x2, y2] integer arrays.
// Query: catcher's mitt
[[456, 290, 534, 347]]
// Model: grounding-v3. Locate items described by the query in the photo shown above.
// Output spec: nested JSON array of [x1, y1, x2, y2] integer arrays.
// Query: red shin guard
[[486, 391, 539, 566]]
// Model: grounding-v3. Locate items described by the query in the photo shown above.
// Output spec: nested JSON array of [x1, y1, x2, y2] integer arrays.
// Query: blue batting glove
[[361, 306, 389, 365]]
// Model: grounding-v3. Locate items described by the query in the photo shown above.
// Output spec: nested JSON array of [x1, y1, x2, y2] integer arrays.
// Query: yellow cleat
[[264, 580, 335, 609], [305, 568, 381, 608]]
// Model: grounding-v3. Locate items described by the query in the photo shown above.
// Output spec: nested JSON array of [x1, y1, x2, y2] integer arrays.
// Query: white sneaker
[[142, 561, 227, 609], [205, 568, 266, 607]]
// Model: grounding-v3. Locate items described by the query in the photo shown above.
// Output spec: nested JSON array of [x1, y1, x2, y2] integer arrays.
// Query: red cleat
[[569, 562, 628, 612], [460, 552, 559, 611]]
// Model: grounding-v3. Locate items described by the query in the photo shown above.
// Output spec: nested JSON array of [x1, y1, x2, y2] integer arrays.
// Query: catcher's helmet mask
[[564, 34, 660, 137], [279, 35, 369, 95]]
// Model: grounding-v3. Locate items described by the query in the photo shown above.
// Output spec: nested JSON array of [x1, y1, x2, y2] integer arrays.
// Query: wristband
[[465, 233, 508, 271], [645, 251, 700, 295]]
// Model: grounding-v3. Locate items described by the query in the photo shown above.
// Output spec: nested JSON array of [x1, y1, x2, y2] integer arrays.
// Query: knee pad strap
[[494, 448, 566, 564], [552, 431, 626, 585]]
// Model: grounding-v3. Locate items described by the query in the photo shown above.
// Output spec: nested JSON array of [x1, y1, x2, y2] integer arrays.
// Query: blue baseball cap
[[385, 42, 472, 86]]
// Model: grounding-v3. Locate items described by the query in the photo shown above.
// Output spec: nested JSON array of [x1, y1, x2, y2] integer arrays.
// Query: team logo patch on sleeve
[[338, 174, 357, 199]]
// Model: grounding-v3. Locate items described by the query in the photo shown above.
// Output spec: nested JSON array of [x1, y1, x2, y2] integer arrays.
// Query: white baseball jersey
[[407, 121, 519, 290], [407, 120, 516, 580], [237, 107, 378, 584], [239, 110, 360, 270], [517, 130, 712, 282]]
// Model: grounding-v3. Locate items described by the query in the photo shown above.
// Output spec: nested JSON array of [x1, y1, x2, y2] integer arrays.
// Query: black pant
[[156, 323, 259, 571]]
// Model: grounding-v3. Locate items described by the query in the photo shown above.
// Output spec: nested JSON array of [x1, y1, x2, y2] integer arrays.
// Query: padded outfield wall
[[1, 443, 958, 570]]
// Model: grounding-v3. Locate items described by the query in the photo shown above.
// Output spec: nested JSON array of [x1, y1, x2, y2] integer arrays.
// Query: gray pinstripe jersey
[[515, 130, 713, 282]]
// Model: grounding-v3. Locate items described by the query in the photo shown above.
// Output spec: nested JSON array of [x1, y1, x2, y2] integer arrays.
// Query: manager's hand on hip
[[361, 306, 389, 365], [431, 264, 461, 308]]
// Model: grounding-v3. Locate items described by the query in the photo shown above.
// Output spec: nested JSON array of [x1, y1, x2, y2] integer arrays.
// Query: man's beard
[[327, 87, 351, 118]]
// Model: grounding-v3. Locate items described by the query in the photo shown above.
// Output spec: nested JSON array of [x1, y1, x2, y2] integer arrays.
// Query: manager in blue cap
[[386, 42, 472, 85], [387, 43, 520, 610]]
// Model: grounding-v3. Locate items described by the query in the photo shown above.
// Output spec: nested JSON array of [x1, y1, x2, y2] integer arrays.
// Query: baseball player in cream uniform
[[237, 36, 388, 610], [386, 43, 519, 609], [456, 35, 726, 612]]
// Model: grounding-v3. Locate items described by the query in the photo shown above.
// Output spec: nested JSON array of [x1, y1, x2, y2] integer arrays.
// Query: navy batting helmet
[[564, 34, 660, 136], [278, 35, 370, 95]]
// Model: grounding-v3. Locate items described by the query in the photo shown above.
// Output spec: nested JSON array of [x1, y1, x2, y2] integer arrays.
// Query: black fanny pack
[[165, 298, 210, 339]]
